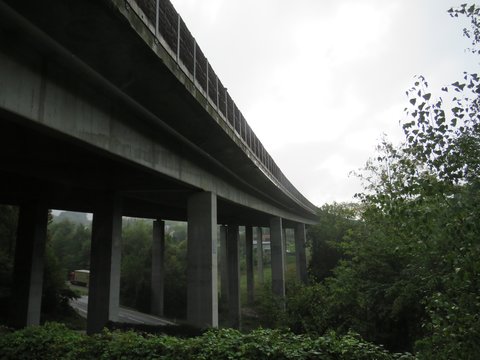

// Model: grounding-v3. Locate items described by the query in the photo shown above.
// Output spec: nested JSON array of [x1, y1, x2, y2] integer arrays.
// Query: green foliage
[[49, 219, 91, 274], [308, 202, 361, 281], [41, 213, 80, 321], [41, 242, 78, 315], [163, 233, 187, 318], [121, 219, 153, 313], [341, 3, 480, 355], [283, 282, 330, 334], [290, 5, 480, 356], [120, 219, 187, 318], [0, 205, 18, 258], [254, 282, 286, 328], [0, 322, 416, 360], [0, 323, 84, 360]]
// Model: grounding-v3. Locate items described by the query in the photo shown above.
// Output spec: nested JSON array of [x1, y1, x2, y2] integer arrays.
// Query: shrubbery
[[0, 322, 415, 360]]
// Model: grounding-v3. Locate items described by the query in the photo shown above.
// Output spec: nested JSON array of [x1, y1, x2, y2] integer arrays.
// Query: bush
[[0, 323, 416, 360]]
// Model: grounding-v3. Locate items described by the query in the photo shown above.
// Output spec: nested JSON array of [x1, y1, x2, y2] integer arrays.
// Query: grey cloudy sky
[[170, 0, 478, 206]]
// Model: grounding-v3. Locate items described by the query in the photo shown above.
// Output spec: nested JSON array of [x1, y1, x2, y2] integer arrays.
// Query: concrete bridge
[[0, 0, 317, 333]]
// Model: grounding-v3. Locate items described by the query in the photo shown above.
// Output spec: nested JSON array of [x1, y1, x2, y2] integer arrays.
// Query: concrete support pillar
[[219, 225, 228, 307], [187, 192, 218, 328], [295, 223, 308, 284], [10, 202, 48, 328], [227, 224, 241, 328], [151, 219, 165, 316], [245, 225, 254, 305], [87, 194, 122, 334], [283, 228, 288, 277], [256, 227, 264, 285], [270, 217, 285, 305]]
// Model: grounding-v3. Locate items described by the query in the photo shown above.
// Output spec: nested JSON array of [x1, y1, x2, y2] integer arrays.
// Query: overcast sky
[[170, 0, 478, 207]]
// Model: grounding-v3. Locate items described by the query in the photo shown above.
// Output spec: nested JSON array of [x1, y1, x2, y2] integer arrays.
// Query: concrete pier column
[[270, 217, 285, 305], [151, 219, 165, 316], [87, 193, 122, 334], [219, 225, 228, 307], [245, 225, 254, 304], [10, 202, 48, 328], [227, 224, 241, 328], [295, 223, 308, 284], [256, 227, 264, 284], [187, 192, 218, 328], [283, 228, 288, 277]]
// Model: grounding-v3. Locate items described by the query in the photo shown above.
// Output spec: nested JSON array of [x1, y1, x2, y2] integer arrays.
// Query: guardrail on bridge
[[126, 0, 315, 213]]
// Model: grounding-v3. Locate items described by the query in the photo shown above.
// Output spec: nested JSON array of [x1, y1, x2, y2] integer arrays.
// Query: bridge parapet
[[127, 0, 316, 214]]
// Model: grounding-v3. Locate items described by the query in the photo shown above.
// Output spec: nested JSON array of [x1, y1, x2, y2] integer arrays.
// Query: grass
[[68, 283, 89, 296]]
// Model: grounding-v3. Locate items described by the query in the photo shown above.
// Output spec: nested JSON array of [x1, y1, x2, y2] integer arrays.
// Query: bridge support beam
[[245, 225, 254, 305], [256, 227, 264, 284], [219, 225, 228, 308], [227, 224, 241, 328], [10, 201, 48, 328], [270, 217, 285, 307], [151, 219, 165, 316], [87, 194, 122, 334], [187, 192, 218, 328], [295, 223, 308, 284]]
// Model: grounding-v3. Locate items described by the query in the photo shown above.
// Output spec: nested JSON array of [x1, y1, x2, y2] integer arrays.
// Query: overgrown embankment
[[0, 322, 415, 360]]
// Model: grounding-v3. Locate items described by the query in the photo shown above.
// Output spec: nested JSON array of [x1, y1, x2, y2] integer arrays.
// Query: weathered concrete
[[256, 227, 264, 284], [219, 225, 228, 307], [187, 192, 218, 328], [283, 228, 288, 278], [227, 224, 241, 328], [10, 201, 48, 328], [87, 193, 123, 334], [151, 219, 165, 316], [0, 1, 317, 227], [0, 0, 320, 333], [295, 223, 308, 284], [270, 217, 285, 305], [245, 225, 254, 304]]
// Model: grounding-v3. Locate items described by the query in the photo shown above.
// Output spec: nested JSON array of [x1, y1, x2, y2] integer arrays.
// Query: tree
[[120, 219, 153, 313], [308, 202, 361, 281], [49, 219, 91, 275], [119, 219, 188, 318], [287, 4, 480, 355], [352, 4, 480, 356]]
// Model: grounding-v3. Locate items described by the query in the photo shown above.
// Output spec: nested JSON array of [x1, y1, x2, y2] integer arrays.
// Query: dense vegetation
[[279, 4, 480, 358], [0, 322, 415, 360]]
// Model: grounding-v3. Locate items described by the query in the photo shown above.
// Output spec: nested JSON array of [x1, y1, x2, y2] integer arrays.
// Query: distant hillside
[[53, 211, 90, 225]]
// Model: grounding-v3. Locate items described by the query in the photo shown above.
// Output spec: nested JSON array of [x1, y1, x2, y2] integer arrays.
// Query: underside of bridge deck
[[0, 112, 285, 226]]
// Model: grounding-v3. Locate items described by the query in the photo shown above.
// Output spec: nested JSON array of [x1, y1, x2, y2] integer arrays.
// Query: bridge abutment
[[186, 192, 218, 328], [87, 194, 123, 334]]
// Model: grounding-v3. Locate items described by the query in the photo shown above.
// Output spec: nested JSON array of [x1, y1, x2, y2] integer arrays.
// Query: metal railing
[[127, 0, 315, 212]]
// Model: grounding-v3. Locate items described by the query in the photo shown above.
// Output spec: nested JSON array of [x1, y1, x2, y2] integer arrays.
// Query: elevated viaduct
[[0, 0, 317, 332]]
